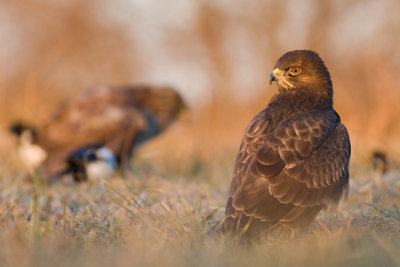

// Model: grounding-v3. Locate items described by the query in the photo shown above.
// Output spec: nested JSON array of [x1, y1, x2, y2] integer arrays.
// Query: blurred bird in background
[[9, 85, 187, 183]]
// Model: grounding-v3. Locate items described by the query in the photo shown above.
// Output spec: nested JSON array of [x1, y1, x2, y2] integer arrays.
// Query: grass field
[[1, 97, 400, 267]]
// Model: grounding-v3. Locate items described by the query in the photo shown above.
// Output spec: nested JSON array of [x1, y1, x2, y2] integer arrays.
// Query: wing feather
[[39, 101, 149, 175], [226, 108, 350, 227]]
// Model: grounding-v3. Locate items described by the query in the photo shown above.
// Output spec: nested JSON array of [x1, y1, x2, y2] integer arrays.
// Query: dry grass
[[0, 170, 399, 267], [1, 98, 400, 267]]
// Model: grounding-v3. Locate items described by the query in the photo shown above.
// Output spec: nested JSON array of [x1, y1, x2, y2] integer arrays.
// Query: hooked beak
[[269, 73, 276, 85], [269, 68, 280, 85]]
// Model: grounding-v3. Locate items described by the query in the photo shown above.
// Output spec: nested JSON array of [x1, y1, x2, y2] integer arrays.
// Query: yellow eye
[[289, 67, 301, 76]]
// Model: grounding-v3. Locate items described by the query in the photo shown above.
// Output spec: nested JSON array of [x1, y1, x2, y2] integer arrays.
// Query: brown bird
[[10, 85, 187, 182], [214, 50, 351, 239]]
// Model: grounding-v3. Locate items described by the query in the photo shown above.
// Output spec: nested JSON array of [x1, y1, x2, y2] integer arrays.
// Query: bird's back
[[221, 92, 350, 238], [35, 85, 185, 176]]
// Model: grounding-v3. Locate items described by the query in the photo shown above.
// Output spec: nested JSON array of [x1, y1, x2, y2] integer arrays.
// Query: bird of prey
[[10, 85, 187, 182], [214, 50, 351, 239]]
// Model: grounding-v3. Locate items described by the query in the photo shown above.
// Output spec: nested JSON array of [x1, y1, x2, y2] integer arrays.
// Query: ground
[[1, 99, 400, 267]]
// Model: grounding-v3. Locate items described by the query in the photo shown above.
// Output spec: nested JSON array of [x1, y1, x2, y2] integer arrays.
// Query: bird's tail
[[209, 214, 280, 242], [209, 214, 265, 241], [208, 215, 231, 235]]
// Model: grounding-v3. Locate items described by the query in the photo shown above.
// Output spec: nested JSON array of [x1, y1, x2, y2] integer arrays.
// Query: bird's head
[[9, 121, 37, 144], [269, 50, 333, 100], [67, 145, 117, 182]]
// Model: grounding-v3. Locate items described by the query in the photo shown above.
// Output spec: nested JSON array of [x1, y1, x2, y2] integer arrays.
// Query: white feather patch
[[86, 147, 117, 181], [18, 131, 47, 172]]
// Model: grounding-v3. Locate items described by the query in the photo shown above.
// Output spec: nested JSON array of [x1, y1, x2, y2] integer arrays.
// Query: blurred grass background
[[0, 0, 400, 266]]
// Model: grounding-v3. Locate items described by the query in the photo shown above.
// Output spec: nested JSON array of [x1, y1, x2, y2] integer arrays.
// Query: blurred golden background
[[0, 1, 400, 266], [2, 1, 400, 175]]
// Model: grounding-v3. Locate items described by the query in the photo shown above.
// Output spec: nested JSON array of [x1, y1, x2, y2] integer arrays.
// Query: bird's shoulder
[[230, 107, 346, 199], [238, 104, 339, 159]]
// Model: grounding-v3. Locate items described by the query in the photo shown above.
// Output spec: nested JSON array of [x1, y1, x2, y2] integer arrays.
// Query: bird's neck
[[267, 90, 333, 123], [271, 89, 333, 111]]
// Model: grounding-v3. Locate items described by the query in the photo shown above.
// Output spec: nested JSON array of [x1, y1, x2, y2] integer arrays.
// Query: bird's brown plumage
[[217, 50, 350, 239], [33, 85, 186, 177]]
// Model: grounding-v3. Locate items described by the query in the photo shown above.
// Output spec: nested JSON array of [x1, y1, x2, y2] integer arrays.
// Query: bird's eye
[[289, 67, 301, 76]]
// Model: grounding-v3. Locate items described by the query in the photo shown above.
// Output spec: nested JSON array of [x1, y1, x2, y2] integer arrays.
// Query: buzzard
[[10, 85, 187, 181], [214, 50, 351, 239]]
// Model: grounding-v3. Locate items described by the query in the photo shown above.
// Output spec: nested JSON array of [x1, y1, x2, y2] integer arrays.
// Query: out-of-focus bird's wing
[[40, 103, 149, 176], [227, 109, 350, 228]]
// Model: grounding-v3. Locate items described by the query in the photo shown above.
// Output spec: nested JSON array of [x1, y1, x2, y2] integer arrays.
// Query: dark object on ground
[[371, 151, 387, 174]]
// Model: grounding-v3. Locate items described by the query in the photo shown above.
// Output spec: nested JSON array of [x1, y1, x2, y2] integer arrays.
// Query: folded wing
[[227, 109, 350, 228]]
